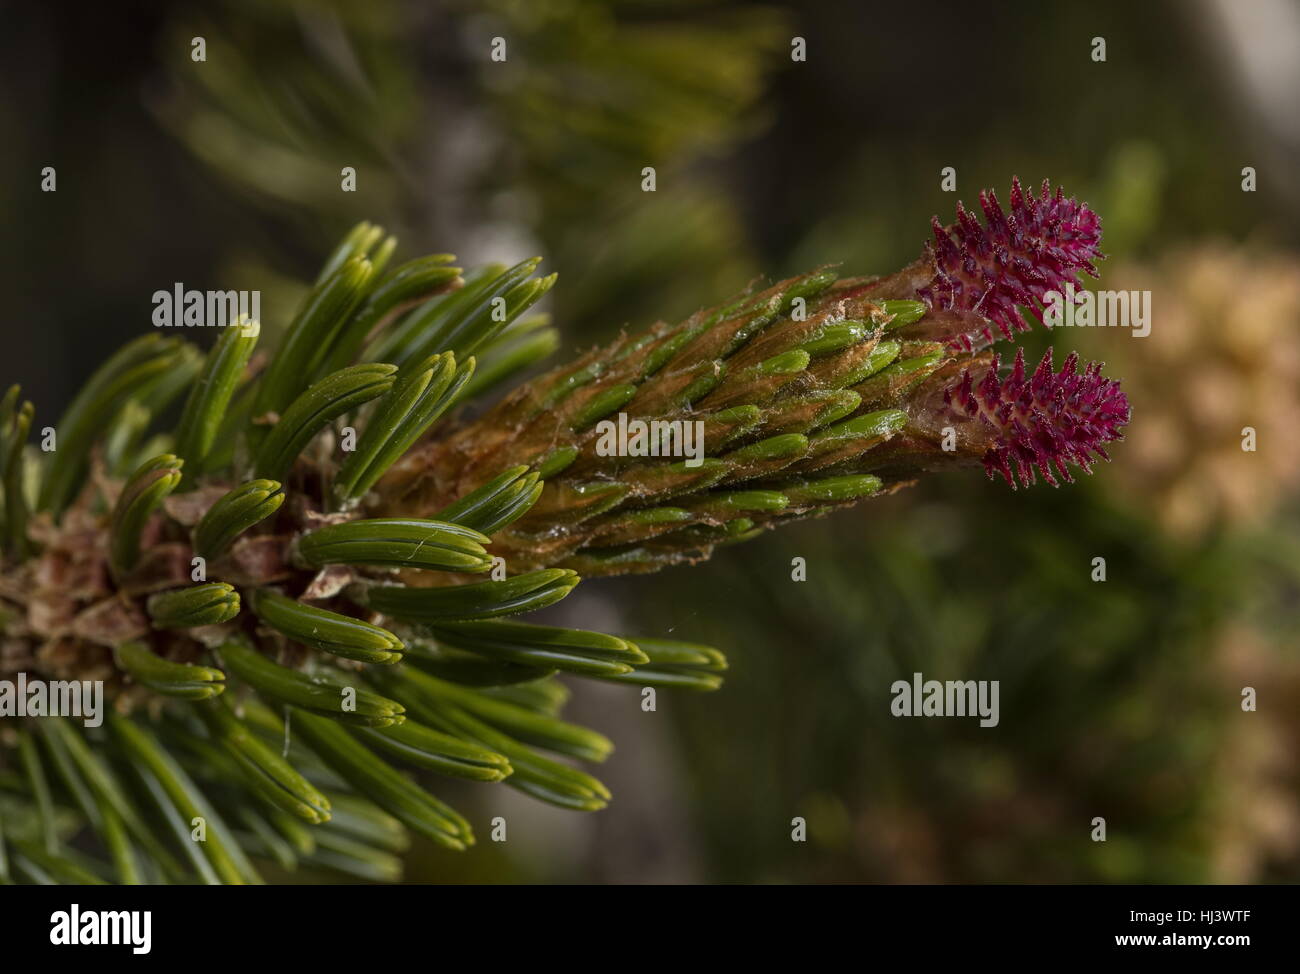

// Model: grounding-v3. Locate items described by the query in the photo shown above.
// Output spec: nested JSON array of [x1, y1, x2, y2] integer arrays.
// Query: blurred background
[[2, 0, 1299, 882]]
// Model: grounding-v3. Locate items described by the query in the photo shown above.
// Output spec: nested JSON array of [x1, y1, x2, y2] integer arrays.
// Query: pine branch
[[0, 179, 1127, 884]]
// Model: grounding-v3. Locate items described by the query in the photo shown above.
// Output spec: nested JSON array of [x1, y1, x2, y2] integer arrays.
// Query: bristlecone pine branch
[[0, 178, 1127, 883]]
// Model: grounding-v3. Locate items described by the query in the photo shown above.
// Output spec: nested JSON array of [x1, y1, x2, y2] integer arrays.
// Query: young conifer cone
[[378, 177, 1128, 574]]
